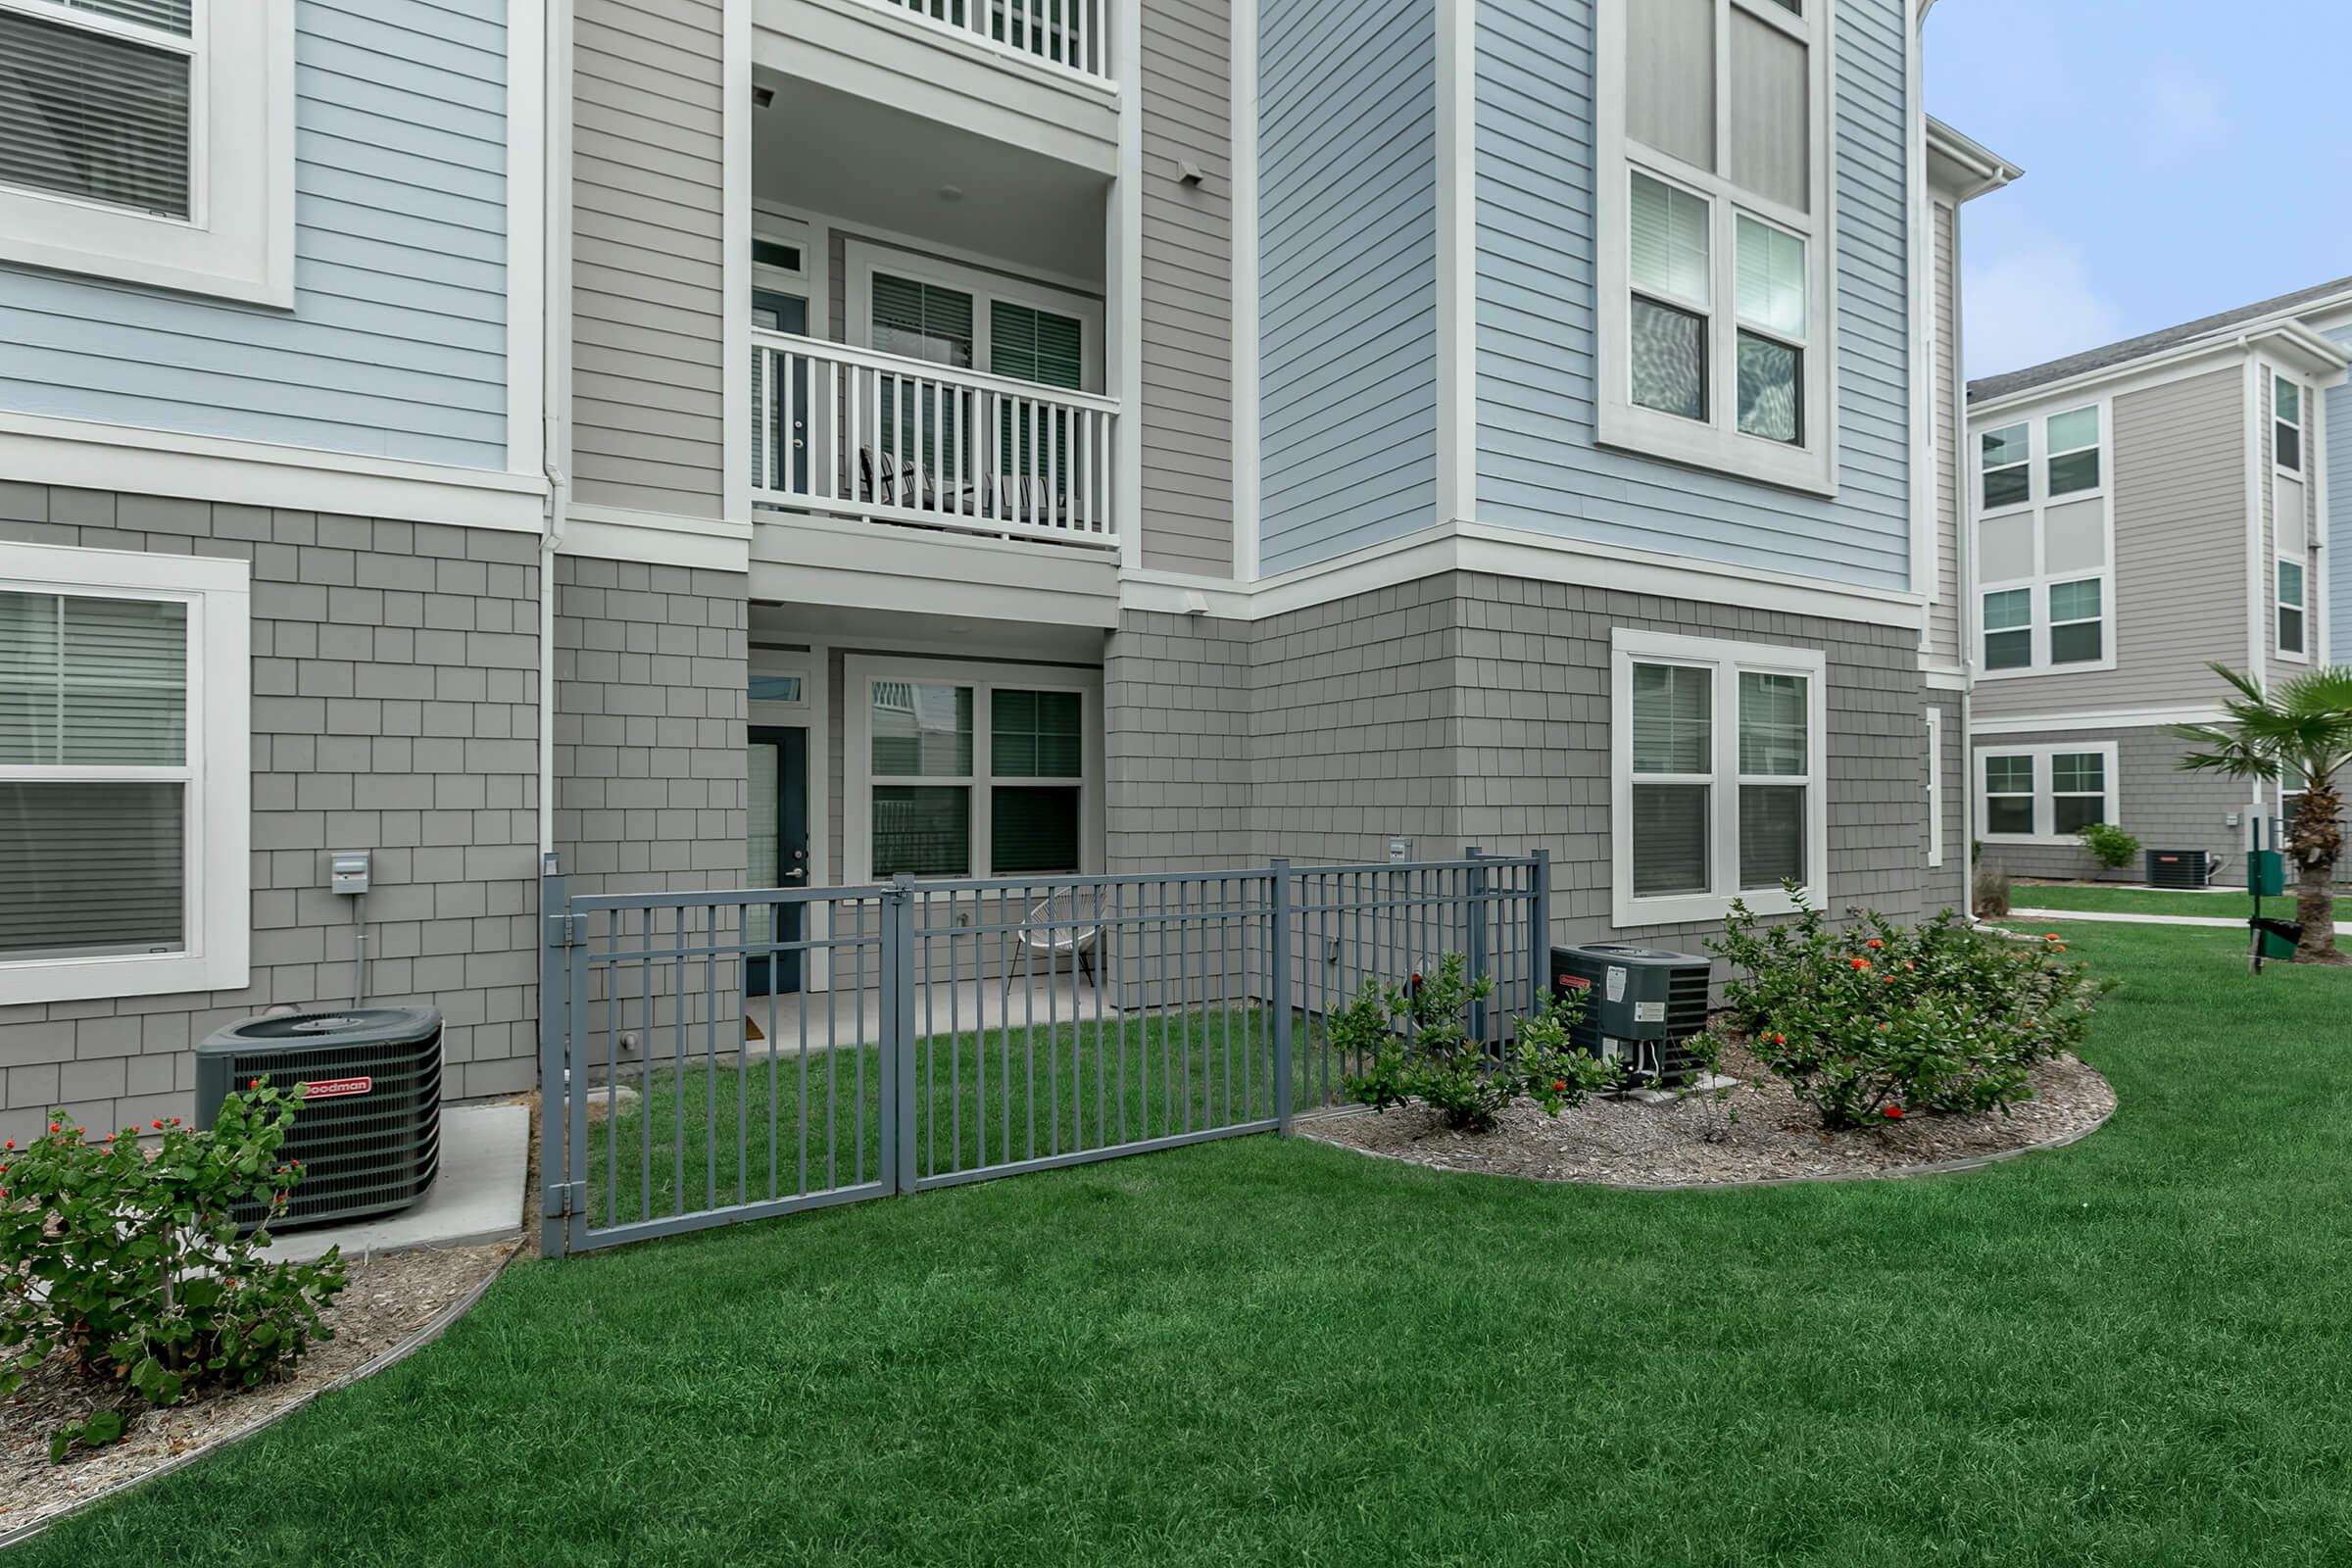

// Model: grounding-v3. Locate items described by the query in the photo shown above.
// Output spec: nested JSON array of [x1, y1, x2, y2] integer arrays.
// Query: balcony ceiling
[[754, 76, 1111, 287]]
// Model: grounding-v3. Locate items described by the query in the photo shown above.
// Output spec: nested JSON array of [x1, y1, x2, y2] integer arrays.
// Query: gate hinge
[[548, 913, 579, 947], [545, 1180, 586, 1218]]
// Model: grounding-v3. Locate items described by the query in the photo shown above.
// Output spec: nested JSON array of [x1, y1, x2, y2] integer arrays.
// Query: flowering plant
[[0, 1082, 348, 1460], [1337, 954, 1619, 1131], [1692, 889, 2109, 1130]]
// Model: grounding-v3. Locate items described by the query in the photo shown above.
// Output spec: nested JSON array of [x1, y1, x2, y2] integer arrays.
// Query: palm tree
[[2174, 663, 2352, 964]]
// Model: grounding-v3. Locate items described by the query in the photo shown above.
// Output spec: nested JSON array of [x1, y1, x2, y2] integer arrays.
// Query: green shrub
[[1973, 863, 2012, 918], [0, 1082, 349, 1460], [1337, 953, 1619, 1131], [1699, 891, 2109, 1131], [2076, 821, 2142, 870]]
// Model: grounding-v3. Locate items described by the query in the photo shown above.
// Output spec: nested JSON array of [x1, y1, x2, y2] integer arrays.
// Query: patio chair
[[998, 889, 1101, 1006]]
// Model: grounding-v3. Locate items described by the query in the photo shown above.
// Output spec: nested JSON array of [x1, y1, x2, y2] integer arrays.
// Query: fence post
[[1269, 859, 1293, 1134], [537, 854, 568, 1258], [1463, 847, 1491, 1049], [1529, 846, 1552, 1021], [888, 874, 917, 1195]]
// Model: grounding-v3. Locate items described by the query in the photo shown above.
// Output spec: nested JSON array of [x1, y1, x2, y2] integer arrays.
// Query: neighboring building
[[2, 0, 1991, 1138], [1964, 279, 2352, 884]]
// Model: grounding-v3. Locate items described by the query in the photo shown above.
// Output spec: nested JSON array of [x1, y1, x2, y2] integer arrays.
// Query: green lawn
[[2011, 882, 2266, 920], [23, 922, 2352, 1566]]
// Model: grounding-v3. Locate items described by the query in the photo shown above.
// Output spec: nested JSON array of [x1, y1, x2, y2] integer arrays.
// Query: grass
[[22, 920, 2352, 1566], [2010, 882, 2266, 920]]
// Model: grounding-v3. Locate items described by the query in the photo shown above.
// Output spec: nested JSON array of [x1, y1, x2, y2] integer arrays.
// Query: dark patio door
[[754, 288, 809, 493], [746, 725, 808, 997]]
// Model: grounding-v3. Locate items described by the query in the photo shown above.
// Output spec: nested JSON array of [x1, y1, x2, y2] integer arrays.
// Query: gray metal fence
[[538, 849, 1548, 1255]]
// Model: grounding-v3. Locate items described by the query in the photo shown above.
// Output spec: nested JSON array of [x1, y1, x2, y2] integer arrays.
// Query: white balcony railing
[[865, 0, 1112, 84], [752, 331, 1118, 550]]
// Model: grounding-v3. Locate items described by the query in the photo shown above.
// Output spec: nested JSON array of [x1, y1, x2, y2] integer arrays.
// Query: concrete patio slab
[[264, 1102, 529, 1264]]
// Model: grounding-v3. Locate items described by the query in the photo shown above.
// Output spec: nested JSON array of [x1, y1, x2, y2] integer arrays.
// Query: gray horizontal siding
[[0, 0, 508, 468], [1975, 366, 2248, 717], [1141, 0, 1236, 575], [570, 0, 725, 517], [1471, 0, 1915, 590], [1255, 0, 1438, 576], [1928, 202, 1961, 665]]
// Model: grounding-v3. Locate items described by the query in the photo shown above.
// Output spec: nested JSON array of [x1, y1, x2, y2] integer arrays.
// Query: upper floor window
[[1598, 0, 1834, 495], [0, 0, 292, 306], [0, 541, 249, 1004], [2275, 375, 2303, 473], [1974, 404, 2112, 678], [2278, 559, 2306, 658]]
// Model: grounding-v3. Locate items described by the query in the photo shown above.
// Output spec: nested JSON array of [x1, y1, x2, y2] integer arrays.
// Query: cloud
[[1962, 238, 2128, 382]]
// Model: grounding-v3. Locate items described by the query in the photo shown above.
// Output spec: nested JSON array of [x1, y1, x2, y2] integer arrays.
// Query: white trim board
[[1122, 517, 1930, 630], [0, 412, 549, 532], [1968, 708, 2225, 735], [505, 0, 547, 477]]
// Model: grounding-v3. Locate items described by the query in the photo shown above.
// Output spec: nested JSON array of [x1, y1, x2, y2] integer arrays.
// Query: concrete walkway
[[2011, 906, 2352, 935]]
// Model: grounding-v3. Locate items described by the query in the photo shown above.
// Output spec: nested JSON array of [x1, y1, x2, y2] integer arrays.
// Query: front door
[[746, 725, 808, 997]]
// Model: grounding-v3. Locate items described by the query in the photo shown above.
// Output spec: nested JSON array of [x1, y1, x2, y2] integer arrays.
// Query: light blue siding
[[1472, 0, 1913, 590], [0, 0, 509, 470], [2329, 324, 2352, 664], [1256, 0, 1437, 576]]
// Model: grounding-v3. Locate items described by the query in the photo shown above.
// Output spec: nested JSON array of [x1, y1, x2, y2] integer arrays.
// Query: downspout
[[540, 0, 573, 863]]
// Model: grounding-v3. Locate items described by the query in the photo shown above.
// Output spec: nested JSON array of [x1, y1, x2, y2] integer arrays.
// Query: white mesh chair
[[999, 890, 1101, 1005]]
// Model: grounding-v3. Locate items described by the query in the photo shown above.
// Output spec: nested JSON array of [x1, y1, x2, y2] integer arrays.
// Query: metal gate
[[538, 850, 1548, 1255]]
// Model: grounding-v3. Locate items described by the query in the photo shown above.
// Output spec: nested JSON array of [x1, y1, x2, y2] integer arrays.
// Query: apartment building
[[1964, 278, 2352, 883], [1, 0, 1994, 1137]]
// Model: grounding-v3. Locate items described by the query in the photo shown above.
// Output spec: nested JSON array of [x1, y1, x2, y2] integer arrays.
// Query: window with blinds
[[0, 1, 195, 220], [0, 589, 191, 960], [872, 274, 975, 368], [1614, 630, 1822, 925], [857, 670, 1092, 882]]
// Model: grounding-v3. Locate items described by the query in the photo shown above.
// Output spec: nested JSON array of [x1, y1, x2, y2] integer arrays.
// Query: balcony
[[861, 0, 1113, 86], [752, 332, 1118, 551]]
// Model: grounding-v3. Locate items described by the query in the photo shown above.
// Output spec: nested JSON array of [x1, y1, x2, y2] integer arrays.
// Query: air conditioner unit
[[196, 1006, 442, 1231], [2145, 849, 2214, 890], [1550, 943, 1711, 1085]]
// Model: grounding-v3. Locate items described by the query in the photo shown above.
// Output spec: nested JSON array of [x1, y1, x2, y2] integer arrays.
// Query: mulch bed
[[1301, 1040, 2116, 1188], [0, 1242, 514, 1541]]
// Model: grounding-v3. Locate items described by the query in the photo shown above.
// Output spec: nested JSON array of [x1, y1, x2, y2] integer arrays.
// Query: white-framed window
[[1611, 628, 1828, 927], [0, 541, 249, 1004], [2278, 558, 2308, 659], [1924, 706, 1943, 870], [844, 656, 1102, 884], [1974, 403, 2114, 677], [0, 0, 294, 307], [1975, 742, 2119, 845], [2275, 373, 2304, 474], [1595, 0, 1835, 495], [844, 241, 1106, 395]]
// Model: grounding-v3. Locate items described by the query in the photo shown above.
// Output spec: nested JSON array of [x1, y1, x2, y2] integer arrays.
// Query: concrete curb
[[0, 1241, 522, 1551], [1298, 1093, 2118, 1195]]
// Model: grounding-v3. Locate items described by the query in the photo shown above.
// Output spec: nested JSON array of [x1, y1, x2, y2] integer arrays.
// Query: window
[[1599, 0, 1832, 492], [847, 658, 1099, 883], [0, 0, 290, 305], [0, 542, 248, 1004], [1974, 403, 2113, 676], [2275, 375, 2303, 474], [1923, 707, 1944, 870], [1612, 628, 1826, 926], [2278, 559, 2307, 658], [1977, 743, 2119, 844], [847, 242, 1106, 394]]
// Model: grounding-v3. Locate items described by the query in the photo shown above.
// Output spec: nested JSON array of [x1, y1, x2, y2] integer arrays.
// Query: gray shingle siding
[[0, 484, 543, 1139], [1106, 571, 1936, 955], [553, 557, 749, 896]]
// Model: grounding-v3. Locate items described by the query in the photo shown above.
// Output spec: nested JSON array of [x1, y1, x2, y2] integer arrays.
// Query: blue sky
[[1926, 0, 2352, 382]]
